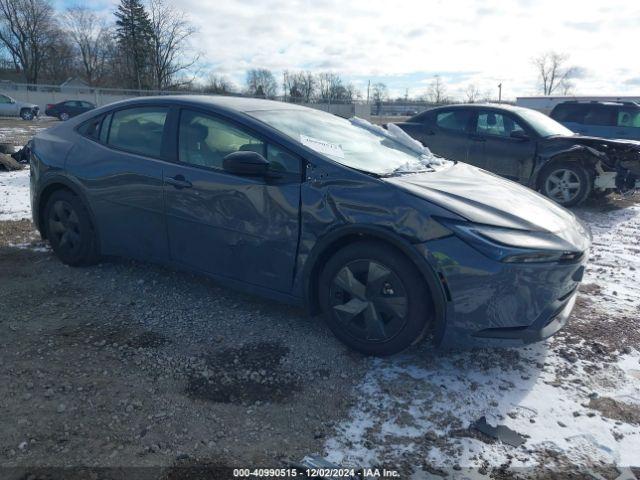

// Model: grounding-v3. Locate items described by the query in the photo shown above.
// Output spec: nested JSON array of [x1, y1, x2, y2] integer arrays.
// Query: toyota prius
[[29, 96, 591, 355]]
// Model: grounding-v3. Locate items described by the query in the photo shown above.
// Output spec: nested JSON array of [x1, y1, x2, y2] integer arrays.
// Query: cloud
[[86, 0, 640, 99]]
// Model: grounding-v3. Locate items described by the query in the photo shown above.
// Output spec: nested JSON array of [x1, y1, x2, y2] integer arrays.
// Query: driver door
[[472, 110, 536, 183], [163, 109, 302, 293]]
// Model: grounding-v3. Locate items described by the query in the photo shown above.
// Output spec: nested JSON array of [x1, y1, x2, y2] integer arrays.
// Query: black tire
[[44, 190, 99, 266], [20, 109, 34, 121], [319, 241, 432, 356], [59, 112, 69, 121], [539, 161, 591, 207]]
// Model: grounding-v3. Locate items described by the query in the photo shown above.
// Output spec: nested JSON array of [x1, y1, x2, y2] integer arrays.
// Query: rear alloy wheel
[[540, 162, 591, 207], [59, 112, 70, 121], [45, 190, 99, 266], [319, 241, 431, 355]]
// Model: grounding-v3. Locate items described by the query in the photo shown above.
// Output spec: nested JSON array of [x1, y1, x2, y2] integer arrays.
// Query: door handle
[[166, 175, 192, 189]]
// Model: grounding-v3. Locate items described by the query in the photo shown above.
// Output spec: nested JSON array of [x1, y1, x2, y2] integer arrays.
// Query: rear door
[[424, 108, 474, 162], [68, 105, 171, 261], [472, 109, 536, 183], [163, 108, 301, 293]]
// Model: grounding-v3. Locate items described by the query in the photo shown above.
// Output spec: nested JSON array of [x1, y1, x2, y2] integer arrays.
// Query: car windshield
[[249, 108, 438, 176], [517, 108, 575, 137]]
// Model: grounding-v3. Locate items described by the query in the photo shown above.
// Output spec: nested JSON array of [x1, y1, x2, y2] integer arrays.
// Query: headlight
[[434, 218, 583, 264]]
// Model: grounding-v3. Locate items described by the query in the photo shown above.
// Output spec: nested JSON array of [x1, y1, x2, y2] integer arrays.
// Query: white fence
[[0, 82, 370, 119]]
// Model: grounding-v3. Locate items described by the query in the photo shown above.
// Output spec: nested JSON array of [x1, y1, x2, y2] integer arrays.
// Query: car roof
[[102, 95, 310, 113], [416, 103, 535, 116], [554, 100, 639, 108]]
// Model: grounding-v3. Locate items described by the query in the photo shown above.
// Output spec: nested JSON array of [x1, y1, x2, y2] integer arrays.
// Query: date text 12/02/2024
[[232, 468, 400, 478]]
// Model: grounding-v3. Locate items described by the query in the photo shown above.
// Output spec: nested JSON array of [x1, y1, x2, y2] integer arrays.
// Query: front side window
[[0, 95, 11, 104], [107, 107, 168, 158], [476, 111, 524, 137], [436, 110, 471, 132], [179, 110, 264, 169], [267, 144, 301, 174]]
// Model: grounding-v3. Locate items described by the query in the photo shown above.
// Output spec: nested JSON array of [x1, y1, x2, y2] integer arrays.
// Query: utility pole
[[366, 80, 371, 104], [498, 83, 502, 103]]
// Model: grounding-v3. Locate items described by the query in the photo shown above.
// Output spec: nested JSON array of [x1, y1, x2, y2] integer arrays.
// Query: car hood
[[385, 162, 591, 249], [545, 134, 640, 148]]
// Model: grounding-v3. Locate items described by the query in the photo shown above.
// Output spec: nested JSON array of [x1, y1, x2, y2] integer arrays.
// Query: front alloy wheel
[[329, 260, 408, 343], [319, 241, 432, 355], [540, 162, 590, 207]]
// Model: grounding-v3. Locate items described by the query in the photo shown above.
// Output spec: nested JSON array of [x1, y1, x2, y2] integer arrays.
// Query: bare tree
[[64, 7, 111, 85], [40, 29, 75, 83], [464, 84, 480, 103], [532, 51, 579, 95], [283, 70, 315, 102], [427, 75, 447, 104], [246, 68, 277, 98], [147, 0, 197, 89], [204, 73, 234, 94], [0, 0, 58, 83], [370, 82, 387, 115], [316, 72, 355, 102]]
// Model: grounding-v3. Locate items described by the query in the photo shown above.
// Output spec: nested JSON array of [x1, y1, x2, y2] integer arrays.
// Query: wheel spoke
[[333, 266, 366, 299], [363, 303, 386, 340], [333, 297, 368, 322], [567, 182, 581, 189], [54, 201, 66, 220], [372, 295, 408, 319], [562, 170, 572, 182], [49, 219, 65, 234]]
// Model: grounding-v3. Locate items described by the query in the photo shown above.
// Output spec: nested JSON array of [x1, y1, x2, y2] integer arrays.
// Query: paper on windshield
[[300, 134, 345, 159]]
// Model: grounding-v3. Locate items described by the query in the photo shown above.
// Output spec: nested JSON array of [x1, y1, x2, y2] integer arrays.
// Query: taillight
[[46, 104, 54, 109]]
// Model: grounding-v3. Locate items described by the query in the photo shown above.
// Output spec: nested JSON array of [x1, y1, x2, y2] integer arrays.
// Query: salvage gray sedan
[[29, 96, 591, 355]]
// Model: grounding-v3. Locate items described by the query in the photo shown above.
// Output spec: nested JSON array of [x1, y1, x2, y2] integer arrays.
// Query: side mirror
[[510, 130, 529, 141], [223, 150, 270, 176]]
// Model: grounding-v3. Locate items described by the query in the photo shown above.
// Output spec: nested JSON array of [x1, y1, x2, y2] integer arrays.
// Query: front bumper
[[417, 236, 588, 348]]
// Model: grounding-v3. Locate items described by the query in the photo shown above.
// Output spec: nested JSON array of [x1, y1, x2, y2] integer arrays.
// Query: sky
[[59, 0, 640, 101]]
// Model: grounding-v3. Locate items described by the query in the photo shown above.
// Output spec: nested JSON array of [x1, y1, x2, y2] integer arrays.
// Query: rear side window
[[436, 110, 471, 132], [77, 115, 103, 141], [107, 107, 168, 158], [583, 105, 617, 126], [551, 103, 588, 123]]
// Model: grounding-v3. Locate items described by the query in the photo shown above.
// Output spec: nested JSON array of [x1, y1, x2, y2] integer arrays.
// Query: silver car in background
[[0, 93, 39, 120]]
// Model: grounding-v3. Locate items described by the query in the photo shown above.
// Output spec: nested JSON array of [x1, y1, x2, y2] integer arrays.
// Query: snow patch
[[0, 167, 31, 221]]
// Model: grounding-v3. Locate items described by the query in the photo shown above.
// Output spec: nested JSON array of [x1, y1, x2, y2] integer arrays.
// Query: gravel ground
[[0, 117, 639, 478]]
